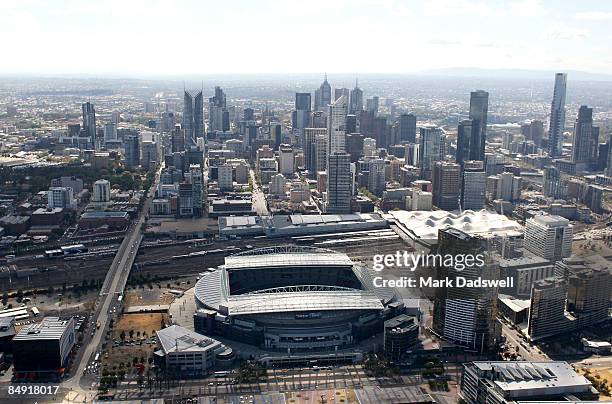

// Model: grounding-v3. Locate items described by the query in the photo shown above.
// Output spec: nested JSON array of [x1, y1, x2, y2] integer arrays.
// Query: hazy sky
[[2, 0, 611, 76]]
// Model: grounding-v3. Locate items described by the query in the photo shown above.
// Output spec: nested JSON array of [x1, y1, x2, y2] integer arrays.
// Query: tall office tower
[[548, 73, 567, 157], [92, 179, 111, 203], [367, 158, 386, 196], [304, 128, 326, 177], [327, 95, 348, 156], [310, 110, 326, 128], [543, 165, 566, 198], [346, 133, 364, 163], [398, 113, 417, 143], [161, 111, 176, 131], [270, 122, 282, 149], [314, 133, 328, 172], [325, 153, 352, 213], [373, 116, 388, 148], [419, 126, 442, 180], [521, 120, 544, 147], [432, 161, 461, 211], [334, 88, 350, 102], [103, 122, 117, 143], [366, 96, 379, 115], [567, 267, 611, 328], [243, 107, 255, 121], [524, 214, 573, 262], [189, 165, 203, 217], [433, 228, 500, 352], [209, 86, 229, 132], [278, 144, 294, 176], [314, 73, 331, 111], [292, 92, 311, 132], [607, 134, 612, 177], [124, 134, 140, 169], [468, 90, 489, 162], [82, 102, 97, 149], [140, 140, 159, 171], [363, 137, 377, 157], [349, 79, 363, 114], [217, 164, 233, 191], [183, 89, 204, 147], [528, 277, 570, 340], [571, 105, 594, 168], [456, 119, 474, 165], [345, 115, 357, 134], [171, 124, 185, 153], [461, 160, 486, 210]]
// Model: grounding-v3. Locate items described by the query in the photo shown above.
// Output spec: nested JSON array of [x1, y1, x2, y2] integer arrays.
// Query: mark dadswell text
[[373, 276, 514, 289]]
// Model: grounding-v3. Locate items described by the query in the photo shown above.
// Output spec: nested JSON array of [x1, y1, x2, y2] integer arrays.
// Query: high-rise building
[[278, 144, 294, 176], [82, 102, 97, 149], [92, 179, 111, 203], [367, 158, 386, 196], [209, 86, 229, 132], [398, 113, 416, 143], [103, 122, 117, 143], [363, 137, 377, 157], [432, 162, 461, 211], [346, 133, 364, 163], [466, 90, 489, 162], [140, 140, 159, 171], [567, 267, 611, 328], [571, 105, 594, 168], [521, 120, 544, 147], [292, 92, 311, 132], [314, 74, 331, 111], [171, 124, 185, 153], [419, 126, 442, 180], [528, 277, 571, 340], [334, 88, 350, 102], [218, 164, 233, 191], [47, 187, 75, 209], [433, 228, 500, 352], [366, 96, 379, 115], [548, 73, 567, 157], [243, 107, 254, 121], [524, 214, 572, 262], [188, 165, 203, 217], [327, 95, 348, 156], [124, 134, 140, 169], [456, 119, 474, 165], [325, 153, 352, 214], [183, 90, 204, 147], [461, 161, 486, 210], [349, 79, 363, 114], [304, 128, 326, 177], [607, 134, 612, 177], [314, 133, 328, 173]]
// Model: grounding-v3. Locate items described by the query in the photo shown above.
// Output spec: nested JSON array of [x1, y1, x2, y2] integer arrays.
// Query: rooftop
[[13, 317, 73, 341], [156, 325, 222, 354]]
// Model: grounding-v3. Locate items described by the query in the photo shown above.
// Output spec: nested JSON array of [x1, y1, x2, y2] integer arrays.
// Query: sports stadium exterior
[[194, 246, 399, 351]]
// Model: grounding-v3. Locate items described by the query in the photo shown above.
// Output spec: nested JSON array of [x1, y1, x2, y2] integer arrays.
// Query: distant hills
[[418, 67, 612, 82]]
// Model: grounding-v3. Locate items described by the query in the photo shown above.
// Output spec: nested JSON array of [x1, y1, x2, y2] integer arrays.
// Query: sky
[[2, 0, 612, 76]]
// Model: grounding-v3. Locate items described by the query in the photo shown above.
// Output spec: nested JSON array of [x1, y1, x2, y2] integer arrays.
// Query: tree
[[120, 330, 126, 341], [1, 292, 8, 305]]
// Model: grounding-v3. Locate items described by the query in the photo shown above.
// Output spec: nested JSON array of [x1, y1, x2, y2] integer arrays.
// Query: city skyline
[[2, 0, 612, 76]]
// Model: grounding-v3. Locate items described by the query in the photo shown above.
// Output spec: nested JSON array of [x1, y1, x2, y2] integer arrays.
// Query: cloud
[[544, 24, 590, 40], [423, 0, 503, 17], [575, 11, 612, 21], [510, 0, 546, 17], [428, 39, 462, 46]]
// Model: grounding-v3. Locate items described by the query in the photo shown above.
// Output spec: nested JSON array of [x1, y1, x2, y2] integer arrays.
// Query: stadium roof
[[195, 246, 394, 316]]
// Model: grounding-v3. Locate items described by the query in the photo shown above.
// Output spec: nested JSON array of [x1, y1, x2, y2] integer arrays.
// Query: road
[[501, 322, 548, 361], [62, 170, 160, 401], [250, 169, 269, 215]]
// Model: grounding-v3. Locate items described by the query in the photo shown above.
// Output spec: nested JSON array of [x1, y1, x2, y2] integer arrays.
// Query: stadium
[[193, 246, 399, 351]]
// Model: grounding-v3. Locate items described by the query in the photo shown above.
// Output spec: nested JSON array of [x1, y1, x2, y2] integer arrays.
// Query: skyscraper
[[292, 92, 311, 132], [419, 126, 442, 180], [314, 74, 331, 111], [571, 105, 594, 168], [325, 153, 352, 214], [124, 134, 140, 169], [327, 95, 348, 156], [607, 135, 612, 177], [183, 89, 204, 147], [304, 128, 327, 177], [82, 102, 97, 149], [528, 277, 571, 340], [171, 124, 185, 153], [461, 160, 486, 211], [468, 90, 489, 162], [548, 73, 567, 158], [524, 215, 573, 262], [334, 88, 350, 102], [209, 86, 228, 132], [366, 96, 379, 115], [367, 158, 386, 196], [456, 119, 474, 166], [432, 161, 461, 211], [398, 113, 417, 143], [349, 79, 363, 114], [433, 228, 500, 352]]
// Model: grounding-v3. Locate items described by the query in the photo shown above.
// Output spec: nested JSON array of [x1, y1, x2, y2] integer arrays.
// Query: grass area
[[577, 367, 612, 399], [111, 313, 167, 340]]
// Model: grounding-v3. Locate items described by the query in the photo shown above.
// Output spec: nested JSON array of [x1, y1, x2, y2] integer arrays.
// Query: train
[[45, 244, 89, 258]]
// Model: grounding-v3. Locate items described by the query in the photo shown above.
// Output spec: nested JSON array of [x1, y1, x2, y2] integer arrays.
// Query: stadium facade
[[194, 246, 400, 351]]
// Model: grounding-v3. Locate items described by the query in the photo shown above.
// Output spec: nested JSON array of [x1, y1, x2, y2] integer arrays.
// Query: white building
[[92, 179, 111, 203], [363, 137, 377, 157], [270, 173, 287, 196], [411, 189, 432, 211], [155, 325, 230, 376], [278, 144, 294, 176], [218, 164, 233, 191], [47, 187, 75, 209], [524, 214, 572, 262], [327, 95, 347, 155]]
